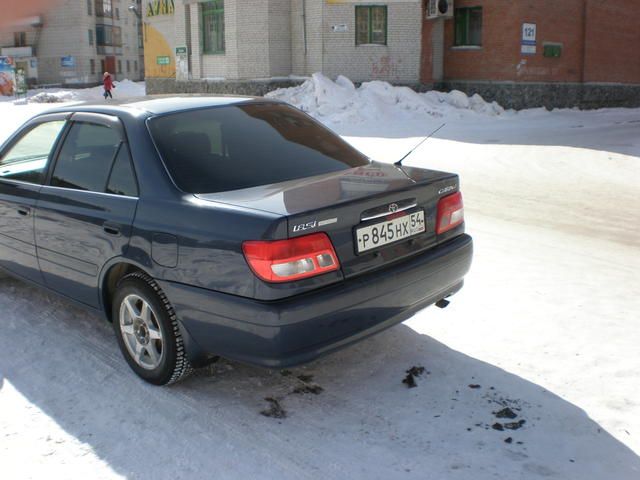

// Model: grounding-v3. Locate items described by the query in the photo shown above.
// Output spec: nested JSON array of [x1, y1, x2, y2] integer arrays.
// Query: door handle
[[103, 222, 121, 236], [17, 206, 31, 216]]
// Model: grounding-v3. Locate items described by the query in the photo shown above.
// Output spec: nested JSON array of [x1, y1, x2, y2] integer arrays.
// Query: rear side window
[[0, 120, 66, 184], [148, 103, 369, 194], [106, 144, 138, 197], [52, 122, 121, 192]]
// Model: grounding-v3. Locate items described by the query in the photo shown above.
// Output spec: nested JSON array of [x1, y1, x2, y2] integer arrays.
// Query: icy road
[[0, 79, 639, 479]]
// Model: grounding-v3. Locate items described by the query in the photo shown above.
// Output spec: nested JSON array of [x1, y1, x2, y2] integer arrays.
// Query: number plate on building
[[356, 211, 425, 253]]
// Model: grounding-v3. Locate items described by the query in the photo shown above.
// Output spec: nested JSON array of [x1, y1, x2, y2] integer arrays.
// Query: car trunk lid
[[196, 161, 460, 279]]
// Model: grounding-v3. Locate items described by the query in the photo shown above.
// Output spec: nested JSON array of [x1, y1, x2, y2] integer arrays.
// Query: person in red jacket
[[103, 72, 115, 99]]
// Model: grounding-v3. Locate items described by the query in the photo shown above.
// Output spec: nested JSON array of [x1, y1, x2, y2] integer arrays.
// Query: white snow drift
[[266, 72, 505, 124]]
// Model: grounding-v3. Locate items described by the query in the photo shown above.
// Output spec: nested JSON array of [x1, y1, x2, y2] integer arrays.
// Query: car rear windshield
[[147, 102, 370, 194]]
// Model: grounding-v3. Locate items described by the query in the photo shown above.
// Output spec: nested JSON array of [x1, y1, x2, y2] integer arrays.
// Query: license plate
[[356, 211, 425, 253]]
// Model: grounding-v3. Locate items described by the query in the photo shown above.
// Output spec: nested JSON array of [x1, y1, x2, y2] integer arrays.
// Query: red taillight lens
[[436, 191, 464, 234], [242, 233, 340, 283]]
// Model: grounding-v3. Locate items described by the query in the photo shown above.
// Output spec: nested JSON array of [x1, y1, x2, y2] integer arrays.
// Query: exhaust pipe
[[435, 298, 450, 309]]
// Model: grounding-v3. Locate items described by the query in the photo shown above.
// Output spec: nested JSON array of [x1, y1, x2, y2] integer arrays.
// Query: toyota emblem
[[388, 203, 399, 213]]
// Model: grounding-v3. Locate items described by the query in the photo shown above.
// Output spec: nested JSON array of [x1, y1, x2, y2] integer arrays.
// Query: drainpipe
[[302, 0, 308, 56]]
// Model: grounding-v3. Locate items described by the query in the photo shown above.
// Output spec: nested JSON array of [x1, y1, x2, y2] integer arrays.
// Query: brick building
[[422, 0, 640, 108], [0, 0, 144, 87]]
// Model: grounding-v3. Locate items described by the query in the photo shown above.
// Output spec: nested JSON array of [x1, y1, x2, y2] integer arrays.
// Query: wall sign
[[61, 56, 75, 67], [331, 24, 348, 33], [156, 56, 170, 65], [147, 0, 175, 17], [521, 23, 537, 55]]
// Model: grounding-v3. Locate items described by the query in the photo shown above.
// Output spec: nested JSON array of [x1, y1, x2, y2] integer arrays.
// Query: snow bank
[[266, 73, 505, 124]]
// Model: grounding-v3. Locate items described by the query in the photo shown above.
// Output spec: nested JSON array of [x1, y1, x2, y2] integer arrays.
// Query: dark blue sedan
[[0, 97, 472, 385]]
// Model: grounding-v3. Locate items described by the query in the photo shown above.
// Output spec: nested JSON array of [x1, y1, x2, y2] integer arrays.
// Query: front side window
[[51, 122, 121, 192], [88, 29, 94, 46], [148, 103, 370, 194], [454, 7, 483, 46], [356, 6, 387, 46], [0, 121, 66, 184], [202, 0, 225, 54]]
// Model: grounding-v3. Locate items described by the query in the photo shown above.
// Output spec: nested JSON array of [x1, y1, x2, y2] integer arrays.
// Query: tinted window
[[148, 103, 369, 194], [52, 122, 121, 192], [107, 144, 138, 196], [0, 120, 66, 184]]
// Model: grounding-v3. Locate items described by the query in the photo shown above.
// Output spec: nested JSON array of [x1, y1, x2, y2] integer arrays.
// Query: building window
[[202, 1, 225, 54], [355, 6, 387, 46], [118, 60, 122, 74], [95, 0, 113, 18], [454, 7, 482, 46], [96, 25, 122, 47], [90, 59, 96, 74], [134, 60, 138, 71], [101, 58, 106, 74], [14, 32, 27, 47], [88, 29, 94, 46], [126, 60, 130, 72], [87, 0, 92, 15], [115, 7, 119, 19]]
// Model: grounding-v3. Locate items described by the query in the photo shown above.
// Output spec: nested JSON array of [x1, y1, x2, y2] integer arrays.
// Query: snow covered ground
[[0, 77, 639, 479]]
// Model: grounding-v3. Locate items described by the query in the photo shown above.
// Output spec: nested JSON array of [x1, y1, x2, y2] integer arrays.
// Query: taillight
[[436, 191, 464, 234], [242, 233, 340, 283]]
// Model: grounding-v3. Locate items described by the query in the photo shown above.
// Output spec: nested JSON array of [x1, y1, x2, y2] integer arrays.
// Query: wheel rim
[[119, 294, 164, 370]]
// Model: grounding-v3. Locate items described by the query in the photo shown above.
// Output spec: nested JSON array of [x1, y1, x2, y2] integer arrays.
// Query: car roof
[[42, 95, 283, 118]]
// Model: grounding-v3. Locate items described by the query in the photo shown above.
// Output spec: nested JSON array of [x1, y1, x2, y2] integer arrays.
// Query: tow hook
[[435, 299, 450, 309]]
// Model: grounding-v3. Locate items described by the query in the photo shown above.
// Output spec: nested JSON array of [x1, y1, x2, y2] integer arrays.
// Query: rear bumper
[[158, 234, 473, 368]]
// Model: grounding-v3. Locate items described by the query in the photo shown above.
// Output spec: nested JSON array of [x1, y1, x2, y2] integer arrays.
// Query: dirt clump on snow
[[261, 397, 287, 419], [292, 384, 324, 395], [402, 366, 427, 388], [494, 407, 518, 419]]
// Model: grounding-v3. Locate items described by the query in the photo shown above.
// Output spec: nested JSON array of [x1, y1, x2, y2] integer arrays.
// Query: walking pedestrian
[[103, 72, 115, 99]]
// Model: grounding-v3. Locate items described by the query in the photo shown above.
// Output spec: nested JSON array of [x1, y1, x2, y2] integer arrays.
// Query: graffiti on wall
[[370, 56, 401, 80]]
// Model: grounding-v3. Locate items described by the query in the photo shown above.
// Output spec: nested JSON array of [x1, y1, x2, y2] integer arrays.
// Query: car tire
[[112, 272, 192, 385]]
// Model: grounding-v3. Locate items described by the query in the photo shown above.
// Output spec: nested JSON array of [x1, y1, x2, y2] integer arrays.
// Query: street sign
[[521, 23, 537, 55], [175, 46, 187, 55]]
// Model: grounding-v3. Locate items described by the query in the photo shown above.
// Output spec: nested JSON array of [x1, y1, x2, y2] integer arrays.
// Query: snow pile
[[29, 91, 77, 103], [266, 73, 505, 124], [25, 79, 145, 104]]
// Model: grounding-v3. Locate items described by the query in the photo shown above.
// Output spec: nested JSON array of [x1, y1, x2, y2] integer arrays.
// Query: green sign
[[156, 56, 171, 65], [175, 46, 187, 55]]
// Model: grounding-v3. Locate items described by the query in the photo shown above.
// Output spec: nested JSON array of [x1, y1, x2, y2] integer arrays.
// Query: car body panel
[[35, 187, 138, 307]]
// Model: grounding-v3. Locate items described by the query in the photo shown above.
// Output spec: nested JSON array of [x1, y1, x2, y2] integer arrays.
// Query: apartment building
[[0, 0, 144, 87]]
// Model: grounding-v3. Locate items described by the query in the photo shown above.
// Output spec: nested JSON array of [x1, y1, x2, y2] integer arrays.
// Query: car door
[[0, 114, 68, 284], [35, 112, 139, 308]]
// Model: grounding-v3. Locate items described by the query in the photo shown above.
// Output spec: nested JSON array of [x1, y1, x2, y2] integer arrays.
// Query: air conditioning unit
[[426, 0, 454, 19]]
